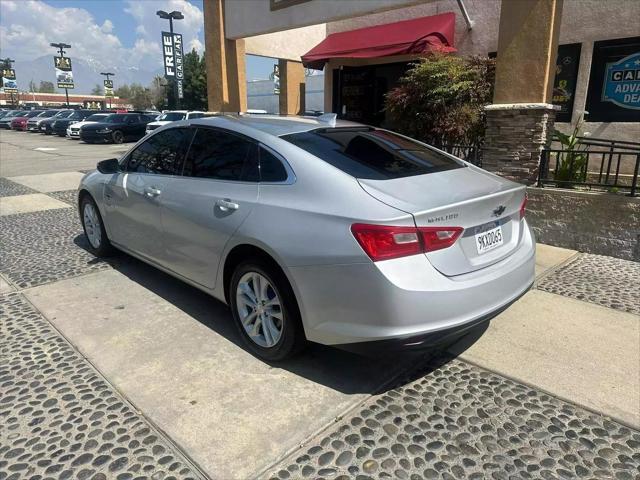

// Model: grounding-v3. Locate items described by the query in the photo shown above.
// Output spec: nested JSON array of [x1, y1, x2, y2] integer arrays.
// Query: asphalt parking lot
[[1, 129, 639, 480]]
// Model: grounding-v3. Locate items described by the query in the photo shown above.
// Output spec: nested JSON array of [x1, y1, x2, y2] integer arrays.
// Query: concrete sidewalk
[[21, 241, 639, 477]]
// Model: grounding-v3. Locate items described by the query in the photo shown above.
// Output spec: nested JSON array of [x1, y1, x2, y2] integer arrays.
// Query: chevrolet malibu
[[78, 115, 535, 361]]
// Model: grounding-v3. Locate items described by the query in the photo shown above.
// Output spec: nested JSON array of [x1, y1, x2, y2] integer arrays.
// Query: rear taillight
[[351, 223, 463, 262], [519, 194, 527, 219]]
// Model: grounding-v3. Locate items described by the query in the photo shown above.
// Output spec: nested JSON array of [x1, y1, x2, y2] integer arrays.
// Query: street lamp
[[0, 57, 16, 107], [100, 72, 115, 109], [156, 10, 183, 109], [50, 42, 72, 106]]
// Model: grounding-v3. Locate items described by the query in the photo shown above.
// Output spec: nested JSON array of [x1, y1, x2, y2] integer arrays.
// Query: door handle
[[216, 199, 239, 212], [144, 186, 162, 198]]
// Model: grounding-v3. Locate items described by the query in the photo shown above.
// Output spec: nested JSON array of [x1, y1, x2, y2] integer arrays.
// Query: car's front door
[[158, 127, 260, 289], [103, 127, 193, 263]]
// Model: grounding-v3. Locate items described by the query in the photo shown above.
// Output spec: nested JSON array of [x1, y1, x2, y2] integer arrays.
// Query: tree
[[182, 48, 207, 110], [38, 81, 55, 93], [114, 84, 131, 100], [149, 75, 169, 111], [128, 83, 153, 110], [384, 52, 495, 147], [91, 84, 102, 95]]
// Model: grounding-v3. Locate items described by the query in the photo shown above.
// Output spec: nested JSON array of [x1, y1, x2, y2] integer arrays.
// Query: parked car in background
[[145, 111, 211, 134], [52, 110, 103, 137], [40, 110, 74, 134], [77, 115, 535, 361], [67, 113, 111, 139], [0, 111, 28, 129], [0, 110, 20, 122], [10, 110, 44, 131], [27, 110, 63, 132], [80, 113, 156, 144]]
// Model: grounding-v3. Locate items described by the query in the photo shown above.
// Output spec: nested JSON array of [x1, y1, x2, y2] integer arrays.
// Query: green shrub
[[384, 52, 495, 147]]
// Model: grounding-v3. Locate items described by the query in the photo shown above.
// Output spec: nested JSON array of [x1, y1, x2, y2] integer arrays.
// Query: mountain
[[13, 56, 163, 94]]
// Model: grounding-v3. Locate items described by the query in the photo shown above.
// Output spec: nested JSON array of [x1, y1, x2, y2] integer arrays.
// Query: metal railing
[[538, 145, 640, 197]]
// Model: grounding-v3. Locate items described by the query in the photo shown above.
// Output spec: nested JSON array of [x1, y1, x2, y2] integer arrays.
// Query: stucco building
[[203, 0, 639, 184]]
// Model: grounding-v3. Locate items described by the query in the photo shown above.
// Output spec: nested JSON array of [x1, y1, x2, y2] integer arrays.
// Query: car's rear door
[[158, 126, 260, 289], [103, 127, 193, 263]]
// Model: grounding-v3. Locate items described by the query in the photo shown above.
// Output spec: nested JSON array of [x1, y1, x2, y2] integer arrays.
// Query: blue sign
[[602, 52, 640, 110]]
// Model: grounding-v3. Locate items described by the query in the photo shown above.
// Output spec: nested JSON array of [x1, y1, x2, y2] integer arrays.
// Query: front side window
[[125, 128, 193, 175], [281, 128, 463, 180], [183, 128, 257, 181]]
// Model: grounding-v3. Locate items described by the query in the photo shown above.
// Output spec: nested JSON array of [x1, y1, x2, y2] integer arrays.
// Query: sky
[[0, 0, 276, 81]]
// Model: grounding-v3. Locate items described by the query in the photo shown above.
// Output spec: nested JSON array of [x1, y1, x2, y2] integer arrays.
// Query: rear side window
[[183, 128, 256, 181], [281, 128, 463, 180], [259, 147, 288, 182], [125, 127, 193, 175]]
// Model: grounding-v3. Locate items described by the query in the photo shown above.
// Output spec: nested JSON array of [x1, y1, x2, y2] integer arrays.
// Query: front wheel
[[111, 130, 124, 144], [80, 195, 113, 257], [230, 261, 305, 361]]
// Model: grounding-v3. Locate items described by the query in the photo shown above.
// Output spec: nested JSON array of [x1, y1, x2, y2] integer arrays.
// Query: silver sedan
[[78, 114, 535, 361]]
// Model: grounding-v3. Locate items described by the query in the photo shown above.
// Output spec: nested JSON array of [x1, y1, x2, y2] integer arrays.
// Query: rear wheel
[[112, 130, 124, 144], [80, 195, 113, 257], [229, 260, 305, 361]]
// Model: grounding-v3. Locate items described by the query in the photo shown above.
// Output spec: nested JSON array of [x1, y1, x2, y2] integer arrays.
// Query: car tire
[[229, 260, 306, 361], [112, 130, 124, 144], [80, 195, 113, 257]]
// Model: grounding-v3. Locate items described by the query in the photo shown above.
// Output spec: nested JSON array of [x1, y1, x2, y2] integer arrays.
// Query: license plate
[[475, 225, 503, 254]]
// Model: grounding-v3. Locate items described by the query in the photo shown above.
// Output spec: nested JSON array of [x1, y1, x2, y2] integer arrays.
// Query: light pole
[[50, 42, 71, 106], [100, 72, 115, 109], [1, 58, 16, 107], [156, 9, 183, 109]]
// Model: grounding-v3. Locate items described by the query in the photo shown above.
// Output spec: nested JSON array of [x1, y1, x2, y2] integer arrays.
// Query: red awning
[[302, 12, 456, 70]]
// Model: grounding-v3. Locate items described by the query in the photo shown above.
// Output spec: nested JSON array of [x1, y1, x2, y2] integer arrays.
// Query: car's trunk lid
[[358, 167, 526, 276]]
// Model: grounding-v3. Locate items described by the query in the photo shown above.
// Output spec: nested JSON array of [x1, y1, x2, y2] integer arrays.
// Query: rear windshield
[[281, 127, 463, 180], [158, 112, 186, 121]]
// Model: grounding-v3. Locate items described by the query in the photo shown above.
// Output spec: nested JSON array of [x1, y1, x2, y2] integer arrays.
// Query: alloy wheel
[[235, 272, 284, 348], [83, 202, 102, 249]]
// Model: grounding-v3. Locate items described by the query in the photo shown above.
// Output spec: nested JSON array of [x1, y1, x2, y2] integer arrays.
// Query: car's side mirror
[[97, 158, 120, 174]]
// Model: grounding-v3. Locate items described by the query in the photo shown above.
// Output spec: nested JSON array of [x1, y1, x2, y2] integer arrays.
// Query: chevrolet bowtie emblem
[[492, 205, 506, 217]]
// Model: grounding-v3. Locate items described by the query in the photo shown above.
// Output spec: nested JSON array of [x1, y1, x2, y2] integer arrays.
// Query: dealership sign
[[54, 56, 74, 89], [1, 67, 17, 93], [104, 79, 114, 97], [161, 31, 184, 99], [602, 52, 640, 110]]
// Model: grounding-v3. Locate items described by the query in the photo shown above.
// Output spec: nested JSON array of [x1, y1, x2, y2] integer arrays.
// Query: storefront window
[[585, 36, 640, 122], [553, 43, 581, 122]]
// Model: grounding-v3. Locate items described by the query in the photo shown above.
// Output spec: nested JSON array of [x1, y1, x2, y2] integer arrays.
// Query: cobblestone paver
[[0, 208, 111, 289], [0, 178, 36, 198], [0, 293, 205, 480], [268, 358, 640, 480], [48, 189, 79, 206], [538, 253, 640, 316]]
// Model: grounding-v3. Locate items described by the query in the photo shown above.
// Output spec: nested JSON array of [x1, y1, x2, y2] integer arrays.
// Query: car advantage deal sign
[[602, 52, 640, 110], [54, 56, 74, 89], [1, 67, 17, 93], [161, 31, 184, 99]]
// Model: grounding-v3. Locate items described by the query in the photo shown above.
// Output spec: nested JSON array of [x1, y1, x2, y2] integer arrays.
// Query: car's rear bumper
[[289, 220, 536, 348]]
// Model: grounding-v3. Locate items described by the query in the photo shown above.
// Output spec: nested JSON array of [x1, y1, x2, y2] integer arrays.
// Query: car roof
[[190, 114, 363, 137]]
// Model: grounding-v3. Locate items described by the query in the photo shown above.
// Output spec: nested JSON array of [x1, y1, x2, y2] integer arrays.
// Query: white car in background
[[67, 113, 111, 139], [145, 111, 210, 135]]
